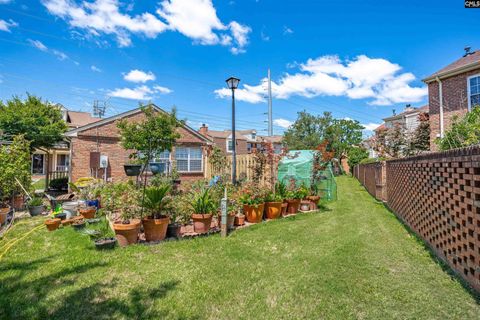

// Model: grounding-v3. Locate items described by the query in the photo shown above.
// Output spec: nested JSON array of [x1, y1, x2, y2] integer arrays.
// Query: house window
[[227, 140, 233, 153], [151, 150, 171, 174], [469, 75, 480, 110], [175, 147, 202, 173], [56, 154, 69, 172], [32, 154, 45, 175]]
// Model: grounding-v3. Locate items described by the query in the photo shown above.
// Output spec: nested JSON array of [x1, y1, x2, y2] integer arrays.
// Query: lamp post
[[226, 76, 240, 185]]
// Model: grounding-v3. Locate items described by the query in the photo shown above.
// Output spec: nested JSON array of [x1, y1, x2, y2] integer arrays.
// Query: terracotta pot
[[0, 207, 9, 225], [13, 195, 24, 211], [61, 218, 74, 226], [45, 218, 61, 231], [142, 216, 170, 242], [234, 215, 245, 226], [265, 202, 282, 220], [79, 207, 96, 219], [243, 203, 265, 223], [191, 213, 213, 234], [286, 199, 300, 214], [281, 202, 288, 216], [300, 200, 311, 211], [113, 219, 141, 247], [307, 196, 320, 210], [217, 213, 235, 229]]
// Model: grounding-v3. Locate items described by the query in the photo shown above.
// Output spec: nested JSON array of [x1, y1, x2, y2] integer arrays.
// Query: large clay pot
[[234, 215, 245, 226], [79, 207, 96, 219], [45, 218, 61, 231], [142, 216, 170, 242], [192, 213, 213, 234], [286, 199, 300, 214], [0, 207, 9, 224], [300, 200, 311, 211], [281, 202, 288, 216], [265, 202, 282, 220], [13, 195, 24, 211], [243, 203, 265, 223], [113, 219, 141, 247], [307, 196, 320, 210]]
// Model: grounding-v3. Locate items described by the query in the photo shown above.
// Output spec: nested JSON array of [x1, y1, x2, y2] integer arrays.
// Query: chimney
[[199, 123, 208, 136], [404, 104, 413, 112], [464, 46, 473, 57]]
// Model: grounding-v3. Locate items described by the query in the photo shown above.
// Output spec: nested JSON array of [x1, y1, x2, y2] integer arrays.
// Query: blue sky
[[0, 0, 479, 135]]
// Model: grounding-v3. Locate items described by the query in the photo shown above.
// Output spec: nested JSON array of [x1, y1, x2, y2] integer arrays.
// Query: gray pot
[[28, 205, 45, 216]]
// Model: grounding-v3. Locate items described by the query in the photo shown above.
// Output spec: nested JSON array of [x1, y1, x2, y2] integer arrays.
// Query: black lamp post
[[226, 76, 240, 185]]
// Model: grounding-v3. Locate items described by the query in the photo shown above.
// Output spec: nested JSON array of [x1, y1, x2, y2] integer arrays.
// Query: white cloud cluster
[[108, 69, 172, 100], [273, 118, 293, 129], [91, 65, 102, 72], [215, 55, 427, 106], [0, 19, 17, 32], [123, 69, 155, 83], [41, 0, 251, 53], [27, 38, 73, 63]]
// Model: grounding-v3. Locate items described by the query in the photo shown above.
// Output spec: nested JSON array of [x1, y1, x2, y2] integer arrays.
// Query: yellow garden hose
[[0, 224, 44, 261]]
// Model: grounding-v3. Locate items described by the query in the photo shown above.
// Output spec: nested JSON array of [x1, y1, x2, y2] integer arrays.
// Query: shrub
[[27, 197, 43, 207], [49, 177, 68, 190], [190, 188, 216, 215], [437, 106, 480, 150]]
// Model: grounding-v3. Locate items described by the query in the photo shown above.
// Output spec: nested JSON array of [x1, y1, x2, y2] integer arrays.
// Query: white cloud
[[123, 69, 155, 83], [0, 0, 13, 4], [0, 19, 17, 32], [91, 65, 102, 72], [52, 49, 68, 60], [362, 123, 382, 131], [28, 39, 48, 51], [260, 30, 270, 41], [108, 84, 172, 100], [283, 26, 293, 35], [273, 118, 293, 129], [42, 0, 251, 53], [214, 55, 427, 106]]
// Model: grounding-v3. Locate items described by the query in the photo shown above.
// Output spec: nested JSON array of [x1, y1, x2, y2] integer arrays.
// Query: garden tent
[[277, 150, 337, 201]]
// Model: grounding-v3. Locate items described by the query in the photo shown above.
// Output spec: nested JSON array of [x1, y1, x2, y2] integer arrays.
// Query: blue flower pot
[[86, 199, 99, 209], [149, 162, 165, 175]]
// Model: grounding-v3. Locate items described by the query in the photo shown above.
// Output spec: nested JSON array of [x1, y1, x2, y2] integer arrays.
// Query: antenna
[[93, 99, 106, 118]]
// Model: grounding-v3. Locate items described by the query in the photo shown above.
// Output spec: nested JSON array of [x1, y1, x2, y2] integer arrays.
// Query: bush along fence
[[354, 145, 480, 292]]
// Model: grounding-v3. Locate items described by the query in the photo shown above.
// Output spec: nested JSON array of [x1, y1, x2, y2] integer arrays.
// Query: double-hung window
[[227, 140, 233, 153], [175, 147, 202, 173], [468, 75, 480, 110]]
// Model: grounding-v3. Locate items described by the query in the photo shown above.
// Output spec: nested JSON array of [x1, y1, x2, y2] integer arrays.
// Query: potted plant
[[0, 202, 10, 224], [124, 157, 143, 177], [93, 216, 117, 250], [112, 186, 141, 247], [45, 218, 61, 231], [275, 181, 289, 216], [190, 188, 216, 234], [79, 206, 96, 219], [307, 183, 321, 210], [264, 191, 283, 220], [142, 185, 171, 242], [239, 184, 265, 223], [72, 219, 86, 230]]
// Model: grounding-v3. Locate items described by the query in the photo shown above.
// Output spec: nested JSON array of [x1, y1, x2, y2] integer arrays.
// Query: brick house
[[198, 124, 283, 154], [65, 105, 212, 183], [423, 48, 480, 150]]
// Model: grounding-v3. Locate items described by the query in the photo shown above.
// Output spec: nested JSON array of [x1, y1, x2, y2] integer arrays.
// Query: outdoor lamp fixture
[[226, 76, 240, 185]]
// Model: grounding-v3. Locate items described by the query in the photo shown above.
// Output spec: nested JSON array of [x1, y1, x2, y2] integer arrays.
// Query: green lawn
[[32, 178, 46, 191], [1, 176, 479, 319]]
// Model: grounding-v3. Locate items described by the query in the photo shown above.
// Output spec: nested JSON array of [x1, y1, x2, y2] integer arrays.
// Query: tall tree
[[326, 118, 364, 159], [407, 112, 430, 155], [347, 147, 369, 173], [283, 111, 333, 150], [0, 95, 67, 151]]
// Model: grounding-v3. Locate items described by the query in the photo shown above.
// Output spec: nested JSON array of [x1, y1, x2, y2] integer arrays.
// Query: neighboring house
[[65, 105, 212, 183], [423, 47, 480, 150], [31, 104, 100, 181], [198, 124, 283, 155], [382, 104, 429, 133]]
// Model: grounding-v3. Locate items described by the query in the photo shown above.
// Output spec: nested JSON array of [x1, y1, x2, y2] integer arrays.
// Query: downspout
[[435, 76, 444, 138]]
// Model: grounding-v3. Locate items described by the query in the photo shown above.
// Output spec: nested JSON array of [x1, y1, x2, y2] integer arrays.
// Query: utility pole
[[231, 87, 237, 185], [267, 68, 273, 136]]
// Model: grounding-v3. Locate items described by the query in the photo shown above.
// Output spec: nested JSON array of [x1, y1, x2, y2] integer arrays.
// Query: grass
[[32, 178, 46, 191], [1, 176, 479, 319]]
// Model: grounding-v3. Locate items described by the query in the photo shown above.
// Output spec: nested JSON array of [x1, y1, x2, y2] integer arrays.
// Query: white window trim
[[176, 147, 203, 173], [226, 139, 233, 153], [467, 73, 480, 111]]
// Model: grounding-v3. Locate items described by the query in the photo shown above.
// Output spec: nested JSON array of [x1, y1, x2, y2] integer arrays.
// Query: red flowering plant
[[238, 182, 266, 207]]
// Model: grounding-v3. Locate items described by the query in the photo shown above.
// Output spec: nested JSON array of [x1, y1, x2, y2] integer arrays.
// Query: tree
[[0, 95, 67, 151], [0, 135, 31, 201], [347, 147, 369, 173], [325, 118, 364, 160], [408, 112, 430, 155], [283, 111, 333, 150], [437, 106, 480, 151]]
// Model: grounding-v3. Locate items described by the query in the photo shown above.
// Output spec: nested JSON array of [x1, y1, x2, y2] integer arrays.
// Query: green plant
[[190, 188, 216, 216], [143, 185, 172, 218], [437, 106, 480, 150], [0, 135, 31, 201], [82, 211, 114, 240], [264, 191, 282, 202], [238, 183, 265, 206], [310, 183, 320, 196], [286, 184, 309, 200], [275, 181, 288, 200], [49, 177, 68, 190], [27, 197, 43, 207]]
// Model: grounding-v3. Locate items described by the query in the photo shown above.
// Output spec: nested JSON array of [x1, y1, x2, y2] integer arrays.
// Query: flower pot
[[167, 223, 181, 238], [307, 196, 320, 210], [61, 218, 74, 227], [281, 202, 288, 216], [85, 199, 100, 209], [149, 162, 165, 175], [265, 202, 282, 220], [72, 220, 86, 230], [28, 205, 45, 217], [0, 206, 9, 224], [79, 207, 96, 219], [142, 216, 170, 242], [300, 200, 311, 211], [192, 213, 213, 234], [124, 164, 142, 176], [217, 213, 235, 229], [62, 201, 79, 219], [45, 218, 61, 231], [113, 219, 141, 247], [95, 237, 117, 250], [234, 215, 245, 226], [13, 195, 24, 211], [286, 199, 300, 214], [243, 203, 265, 223]]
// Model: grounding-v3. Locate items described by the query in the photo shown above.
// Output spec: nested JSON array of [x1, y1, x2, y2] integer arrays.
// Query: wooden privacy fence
[[354, 145, 480, 292], [205, 154, 278, 187]]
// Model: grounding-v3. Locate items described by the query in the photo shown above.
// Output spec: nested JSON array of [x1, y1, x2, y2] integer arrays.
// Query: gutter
[[435, 77, 444, 138], [423, 61, 480, 83]]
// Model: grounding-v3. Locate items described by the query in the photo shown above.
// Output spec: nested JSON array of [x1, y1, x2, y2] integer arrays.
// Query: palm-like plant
[[143, 185, 172, 219], [190, 188, 216, 216], [275, 181, 288, 200]]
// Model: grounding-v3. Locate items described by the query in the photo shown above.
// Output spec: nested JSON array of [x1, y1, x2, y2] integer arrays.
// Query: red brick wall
[[355, 146, 480, 292], [428, 67, 480, 150], [353, 162, 387, 202], [210, 136, 249, 155], [70, 110, 208, 183]]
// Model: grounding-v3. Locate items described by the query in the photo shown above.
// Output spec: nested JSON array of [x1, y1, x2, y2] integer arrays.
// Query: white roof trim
[[64, 104, 212, 144]]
